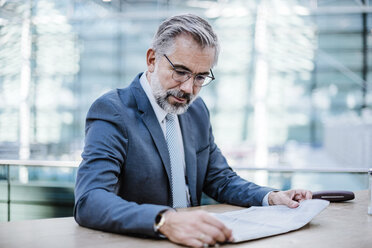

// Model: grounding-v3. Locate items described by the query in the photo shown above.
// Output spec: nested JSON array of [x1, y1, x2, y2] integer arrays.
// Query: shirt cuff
[[262, 191, 272, 206]]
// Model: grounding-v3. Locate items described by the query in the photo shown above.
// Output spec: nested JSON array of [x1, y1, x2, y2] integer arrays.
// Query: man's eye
[[195, 75, 207, 81], [175, 70, 188, 76]]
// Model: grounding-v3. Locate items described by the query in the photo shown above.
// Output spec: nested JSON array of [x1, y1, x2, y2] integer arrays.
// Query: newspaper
[[213, 199, 329, 243]]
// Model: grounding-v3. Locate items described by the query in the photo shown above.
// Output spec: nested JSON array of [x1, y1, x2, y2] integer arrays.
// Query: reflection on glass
[[0, 1, 370, 170]]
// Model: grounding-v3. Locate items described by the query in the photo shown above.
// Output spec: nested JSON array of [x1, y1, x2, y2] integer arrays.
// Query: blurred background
[[0, 0, 371, 221]]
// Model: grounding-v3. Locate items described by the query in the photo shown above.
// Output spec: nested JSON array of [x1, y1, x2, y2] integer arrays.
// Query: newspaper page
[[213, 199, 329, 243]]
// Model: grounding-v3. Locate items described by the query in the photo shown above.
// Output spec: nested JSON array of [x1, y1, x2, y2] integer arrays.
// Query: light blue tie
[[165, 114, 188, 208]]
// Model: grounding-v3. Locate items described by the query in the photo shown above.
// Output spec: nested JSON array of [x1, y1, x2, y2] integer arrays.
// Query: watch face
[[155, 213, 162, 224]]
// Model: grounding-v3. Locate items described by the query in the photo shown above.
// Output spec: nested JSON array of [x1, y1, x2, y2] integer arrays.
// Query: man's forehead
[[172, 34, 214, 53], [169, 36, 215, 71]]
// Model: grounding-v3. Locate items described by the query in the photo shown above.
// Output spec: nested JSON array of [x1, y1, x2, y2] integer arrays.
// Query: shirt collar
[[139, 71, 168, 123]]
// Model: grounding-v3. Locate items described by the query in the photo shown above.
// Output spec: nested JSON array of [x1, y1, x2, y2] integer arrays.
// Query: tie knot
[[166, 113, 176, 122]]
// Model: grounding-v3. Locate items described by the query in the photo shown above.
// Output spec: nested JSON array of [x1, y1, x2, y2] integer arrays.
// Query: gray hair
[[151, 14, 220, 66]]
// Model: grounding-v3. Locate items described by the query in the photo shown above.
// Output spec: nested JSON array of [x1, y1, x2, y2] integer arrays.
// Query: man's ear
[[146, 48, 156, 73]]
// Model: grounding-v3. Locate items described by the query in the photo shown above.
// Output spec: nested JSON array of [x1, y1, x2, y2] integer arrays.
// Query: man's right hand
[[158, 210, 234, 248]]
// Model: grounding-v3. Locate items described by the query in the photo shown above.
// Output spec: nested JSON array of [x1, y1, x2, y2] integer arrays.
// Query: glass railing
[[0, 160, 78, 222], [0, 160, 369, 221], [201, 167, 368, 205], [235, 167, 368, 191]]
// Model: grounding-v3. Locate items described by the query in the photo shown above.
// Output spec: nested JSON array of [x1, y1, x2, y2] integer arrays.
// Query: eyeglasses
[[163, 54, 215, 87]]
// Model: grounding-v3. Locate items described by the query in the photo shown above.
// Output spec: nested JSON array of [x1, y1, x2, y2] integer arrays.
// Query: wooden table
[[0, 191, 371, 248]]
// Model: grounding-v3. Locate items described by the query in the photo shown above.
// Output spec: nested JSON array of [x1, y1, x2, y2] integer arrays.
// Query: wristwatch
[[154, 211, 167, 233]]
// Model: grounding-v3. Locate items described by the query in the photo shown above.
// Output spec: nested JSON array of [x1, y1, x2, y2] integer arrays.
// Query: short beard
[[150, 71, 196, 115]]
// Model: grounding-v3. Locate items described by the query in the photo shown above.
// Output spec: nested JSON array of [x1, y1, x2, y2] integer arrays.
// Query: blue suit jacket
[[74, 73, 273, 237]]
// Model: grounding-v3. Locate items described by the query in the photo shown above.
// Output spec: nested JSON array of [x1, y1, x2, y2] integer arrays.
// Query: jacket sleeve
[[200, 102, 274, 207], [74, 92, 170, 237]]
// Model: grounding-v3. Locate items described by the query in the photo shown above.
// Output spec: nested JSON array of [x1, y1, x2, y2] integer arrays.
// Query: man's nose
[[179, 77, 194, 94]]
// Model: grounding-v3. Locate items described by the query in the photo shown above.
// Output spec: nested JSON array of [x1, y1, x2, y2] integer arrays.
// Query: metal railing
[[0, 160, 79, 168], [233, 166, 369, 173]]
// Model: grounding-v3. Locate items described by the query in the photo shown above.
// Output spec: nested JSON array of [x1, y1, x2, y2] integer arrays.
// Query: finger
[[282, 191, 299, 208], [195, 231, 217, 246], [293, 191, 306, 201], [198, 233, 216, 246], [298, 190, 312, 200], [202, 213, 225, 229], [202, 214, 232, 241], [295, 195, 307, 203], [198, 223, 226, 243], [287, 200, 299, 208], [186, 238, 204, 248], [294, 190, 312, 201], [294, 194, 302, 201]]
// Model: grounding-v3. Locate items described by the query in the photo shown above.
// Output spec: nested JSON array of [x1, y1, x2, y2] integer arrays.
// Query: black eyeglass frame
[[163, 54, 215, 87]]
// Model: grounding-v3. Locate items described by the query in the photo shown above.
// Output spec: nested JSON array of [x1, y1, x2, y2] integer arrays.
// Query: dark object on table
[[312, 190, 355, 202]]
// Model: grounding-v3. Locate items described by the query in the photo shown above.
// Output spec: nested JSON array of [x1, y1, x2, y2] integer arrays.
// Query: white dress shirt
[[140, 72, 191, 206]]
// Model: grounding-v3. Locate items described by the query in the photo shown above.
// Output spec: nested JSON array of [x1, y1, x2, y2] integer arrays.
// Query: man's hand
[[158, 210, 233, 248], [268, 189, 312, 208]]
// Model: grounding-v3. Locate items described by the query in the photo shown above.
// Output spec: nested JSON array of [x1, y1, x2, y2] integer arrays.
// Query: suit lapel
[[178, 113, 198, 206], [130, 73, 198, 206], [130, 76, 172, 186]]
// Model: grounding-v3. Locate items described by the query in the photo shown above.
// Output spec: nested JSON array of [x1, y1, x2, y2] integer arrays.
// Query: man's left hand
[[268, 189, 312, 208]]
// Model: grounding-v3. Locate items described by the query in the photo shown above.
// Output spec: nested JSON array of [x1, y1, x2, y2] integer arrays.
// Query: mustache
[[166, 89, 191, 102]]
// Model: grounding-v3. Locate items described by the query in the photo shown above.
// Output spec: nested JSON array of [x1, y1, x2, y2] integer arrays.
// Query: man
[[74, 14, 312, 248]]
